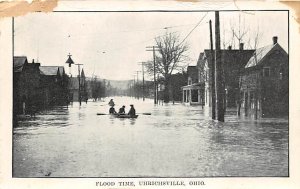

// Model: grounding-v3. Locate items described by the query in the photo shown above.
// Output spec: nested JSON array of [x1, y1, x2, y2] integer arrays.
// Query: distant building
[[240, 37, 288, 117], [13, 57, 41, 115]]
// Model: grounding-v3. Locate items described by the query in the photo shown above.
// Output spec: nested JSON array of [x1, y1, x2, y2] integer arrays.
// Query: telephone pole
[[209, 20, 216, 120], [136, 71, 141, 100], [146, 46, 159, 104], [215, 11, 225, 122], [12, 17, 14, 59], [138, 62, 146, 101]]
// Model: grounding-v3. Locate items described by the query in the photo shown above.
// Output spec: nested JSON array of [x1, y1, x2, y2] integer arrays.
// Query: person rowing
[[128, 104, 136, 117], [109, 105, 117, 114], [118, 105, 126, 114]]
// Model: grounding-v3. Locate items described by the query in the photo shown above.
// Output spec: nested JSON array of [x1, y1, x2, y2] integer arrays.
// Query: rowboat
[[113, 114, 138, 118]]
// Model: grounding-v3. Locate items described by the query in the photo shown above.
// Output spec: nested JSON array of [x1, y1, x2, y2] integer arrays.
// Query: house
[[13, 57, 42, 115], [182, 66, 203, 104], [39, 66, 69, 106], [240, 37, 288, 117], [191, 44, 254, 107]]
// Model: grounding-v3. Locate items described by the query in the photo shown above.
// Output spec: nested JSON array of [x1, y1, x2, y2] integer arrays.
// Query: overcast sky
[[15, 11, 288, 80]]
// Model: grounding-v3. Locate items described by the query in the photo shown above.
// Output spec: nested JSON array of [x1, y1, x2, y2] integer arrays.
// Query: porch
[[182, 83, 204, 105]]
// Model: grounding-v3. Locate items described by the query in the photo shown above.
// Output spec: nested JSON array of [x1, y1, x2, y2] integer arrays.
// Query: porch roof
[[182, 82, 204, 90]]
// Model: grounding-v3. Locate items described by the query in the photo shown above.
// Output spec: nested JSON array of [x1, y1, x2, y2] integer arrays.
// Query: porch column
[[182, 89, 184, 102]]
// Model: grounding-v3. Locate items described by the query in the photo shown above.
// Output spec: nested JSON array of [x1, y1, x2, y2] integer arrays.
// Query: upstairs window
[[263, 67, 270, 77]]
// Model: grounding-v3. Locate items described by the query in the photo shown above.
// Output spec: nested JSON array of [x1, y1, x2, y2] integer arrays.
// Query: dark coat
[[128, 107, 136, 116]]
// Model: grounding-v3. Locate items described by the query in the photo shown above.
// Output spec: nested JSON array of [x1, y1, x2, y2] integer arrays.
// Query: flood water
[[13, 96, 288, 177]]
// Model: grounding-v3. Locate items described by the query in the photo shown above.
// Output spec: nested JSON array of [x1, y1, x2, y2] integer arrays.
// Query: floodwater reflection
[[13, 97, 288, 177]]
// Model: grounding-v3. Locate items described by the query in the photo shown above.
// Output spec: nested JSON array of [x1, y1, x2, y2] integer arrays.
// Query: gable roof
[[40, 66, 59, 76], [58, 66, 65, 76], [202, 49, 255, 69], [13, 56, 28, 72], [245, 43, 288, 68], [187, 66, 198, 80]]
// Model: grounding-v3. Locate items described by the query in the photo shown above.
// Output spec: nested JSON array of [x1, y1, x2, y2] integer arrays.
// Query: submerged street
[[13, 97, 288, 177]]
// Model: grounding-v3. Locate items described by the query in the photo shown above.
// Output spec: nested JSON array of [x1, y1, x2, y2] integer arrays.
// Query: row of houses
[[182, 36, 288, 118], [13, 56, 87, 115]]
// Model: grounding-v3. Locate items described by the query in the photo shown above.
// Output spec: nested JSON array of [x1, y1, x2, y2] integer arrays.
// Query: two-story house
[[197, 44, 254, 108], [182, 66, 203, 104], [240, 37, 288, 118]]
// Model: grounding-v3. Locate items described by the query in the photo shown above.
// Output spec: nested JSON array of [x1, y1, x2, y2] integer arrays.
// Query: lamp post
[[65, 54, 84, 106], [65, 53, 74, 76]]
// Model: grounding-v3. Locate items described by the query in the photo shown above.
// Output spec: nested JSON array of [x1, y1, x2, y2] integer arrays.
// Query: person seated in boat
[[128, 104, 136, 116], [109, 105, 117, 114], [118, 105, 126, 114], [108, 99, 115, 107]]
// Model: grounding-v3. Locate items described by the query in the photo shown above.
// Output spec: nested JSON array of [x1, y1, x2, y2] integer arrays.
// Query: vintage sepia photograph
[[12, 10, 288, 178]]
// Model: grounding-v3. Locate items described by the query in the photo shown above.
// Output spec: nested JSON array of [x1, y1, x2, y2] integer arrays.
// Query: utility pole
[[138, 62, 146, 101], [75, 63, 83, 106], [209, 20, 216, 120], [12, 17, 14, 59], [133, 75, 136, 99], [215, 11, 225, 122], [146, 46, 159, 104], [136, 71, 142, 100]]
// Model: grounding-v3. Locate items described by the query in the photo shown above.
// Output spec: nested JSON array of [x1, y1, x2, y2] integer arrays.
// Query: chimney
[[239, 43, 244, 50], [32, 59, 35, 63], [227, 46, 232, 50], [273, 36, 278, 45]]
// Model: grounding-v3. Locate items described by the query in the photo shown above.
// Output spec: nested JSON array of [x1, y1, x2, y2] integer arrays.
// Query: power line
[[179, 12, 209, 45]]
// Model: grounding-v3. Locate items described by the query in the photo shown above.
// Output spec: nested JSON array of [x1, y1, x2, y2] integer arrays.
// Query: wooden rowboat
[[113, 114, 138, 118]]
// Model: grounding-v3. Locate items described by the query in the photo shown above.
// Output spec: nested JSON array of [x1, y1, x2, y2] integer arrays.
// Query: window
[[263, 67, 270, 77]]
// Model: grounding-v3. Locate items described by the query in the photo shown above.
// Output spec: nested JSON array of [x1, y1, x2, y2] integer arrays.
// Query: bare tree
[[236, 23, 263, 116], [146, 32, 189, 103], [230, 13, 248, 48]]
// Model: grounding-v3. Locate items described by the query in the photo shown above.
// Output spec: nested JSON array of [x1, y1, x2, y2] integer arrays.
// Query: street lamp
[[65, 53, 74, 76], [65, 54, 83, 106]]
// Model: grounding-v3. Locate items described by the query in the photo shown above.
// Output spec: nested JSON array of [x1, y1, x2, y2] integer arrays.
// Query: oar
[[137, 113, 151, 115], [97, 113, 109, 115], [97, 113, 151, 115]]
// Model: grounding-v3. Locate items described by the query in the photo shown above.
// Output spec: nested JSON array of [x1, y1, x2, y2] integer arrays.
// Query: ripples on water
[[13, 97, 288, 177]]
